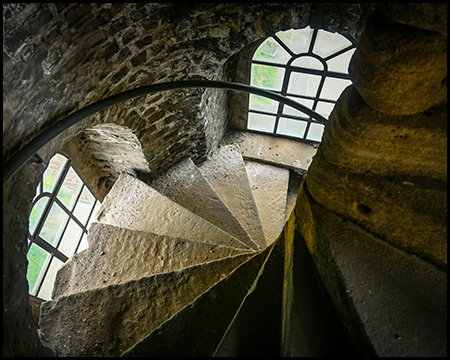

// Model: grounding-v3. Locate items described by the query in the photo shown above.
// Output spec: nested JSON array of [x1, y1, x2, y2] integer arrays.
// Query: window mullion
[[54, 195, 85, 230], [70, 182, 85, 214], [323, 44, 356, 61], [274, 67, 292, 134], [34, 256, 53, 298], [308, 29, 319, 54], [272, 34, 295, 57], [32, 235, 69, 262]]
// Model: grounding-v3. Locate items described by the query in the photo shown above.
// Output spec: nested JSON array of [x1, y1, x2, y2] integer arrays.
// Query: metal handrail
[[3, 80, 327, 185]]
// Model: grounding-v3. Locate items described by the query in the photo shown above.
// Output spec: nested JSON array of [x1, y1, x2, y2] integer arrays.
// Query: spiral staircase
[[38, 144, 306, 357]]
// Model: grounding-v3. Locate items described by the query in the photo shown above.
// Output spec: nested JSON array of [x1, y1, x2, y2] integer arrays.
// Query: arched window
[[26, 153, 101, 300], [248, 26, 355, 142]]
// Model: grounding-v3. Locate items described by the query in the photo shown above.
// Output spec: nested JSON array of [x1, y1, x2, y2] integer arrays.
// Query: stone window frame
[[26, 153, 101, 300]]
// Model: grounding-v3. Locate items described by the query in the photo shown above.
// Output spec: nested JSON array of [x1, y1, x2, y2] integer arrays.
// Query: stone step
[[95, 173, 251, 250], [214, 231, 285, 357], [245, 160, 289, 245], [149, 158, 259, 250], [39, 252, 255, 357], [52, 222, 253, 299], [198, 145, 267, 249], [122, 241, 274, 357]]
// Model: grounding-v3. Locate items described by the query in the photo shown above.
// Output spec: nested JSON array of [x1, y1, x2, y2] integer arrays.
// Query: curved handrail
[[3, 80, 327, 185]]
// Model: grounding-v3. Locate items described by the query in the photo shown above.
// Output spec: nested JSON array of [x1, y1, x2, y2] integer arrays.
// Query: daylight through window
[[26, 153, 101, 300], [248, 26, 355, 142]]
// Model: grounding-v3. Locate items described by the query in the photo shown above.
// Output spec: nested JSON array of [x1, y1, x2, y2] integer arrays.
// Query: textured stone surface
[[149, 157, 258, 249], [123, 241, 273, 357], [306, 151, 446, 271], [378, 3, 447, 36], [52, 223, 252, 299], [96, 173, 251, 250], [39, 252, 254, 357], [295, 183, 446, 357], [321, 86, 447, 181], [349, 9, 447, 115], [222, 130, 317, 171], [82, 124, 150, 177], [280, 213, 371, 357], [199, 145, 267, 248], [245, 161, 289, 245], [328, 214, 447, 357]]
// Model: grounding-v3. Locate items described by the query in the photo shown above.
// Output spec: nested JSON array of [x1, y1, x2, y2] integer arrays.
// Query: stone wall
[[3, 4, 374, 187]]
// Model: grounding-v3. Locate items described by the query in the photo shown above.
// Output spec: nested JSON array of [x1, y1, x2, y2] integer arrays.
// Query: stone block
[[349, 10, 447, 115], [150, 158, 258, 250], [295, 183, 446, 357], [321, 86, 447, 181], [39, 252, 254, 356], [222, 130, 317, 171], [245, 161, 289, 245], [306, 151, 447, 271], [198, 145, 267, 248], [52, 223, 252, 299], [96, 173, 251, 250], [130, 51, 147, 67]]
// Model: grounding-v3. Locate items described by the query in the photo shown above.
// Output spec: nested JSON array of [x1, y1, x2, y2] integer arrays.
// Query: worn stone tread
[[198, 145, 267, 249], [327, 206, 447, 356], [150, 157, 259, 250], [52, 222, 253, 299], [96, 173, 251, 250], [123, 243, 274, 357], [39, 252, 255, 357], [245, 160, 289, 245]]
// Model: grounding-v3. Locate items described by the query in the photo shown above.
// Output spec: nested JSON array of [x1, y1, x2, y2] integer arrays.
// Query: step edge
[[198, 145, 268, 248], [96, 172, 254, 251], [48, 251, 257, 302], [149, 159, 260, 250], [122, 246, 271, 356]]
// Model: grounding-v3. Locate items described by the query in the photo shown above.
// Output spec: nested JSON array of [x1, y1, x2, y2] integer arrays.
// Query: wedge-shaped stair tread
[[199, 145, 267, 249], [39, 252, 254, 357], [52, 222, 252, 299], [150, 158, 258, 250], [123, 242, 274, 357], [96, 173, 250, 250], [245, 160, 289, 245], [214, 233, 285, 357]]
